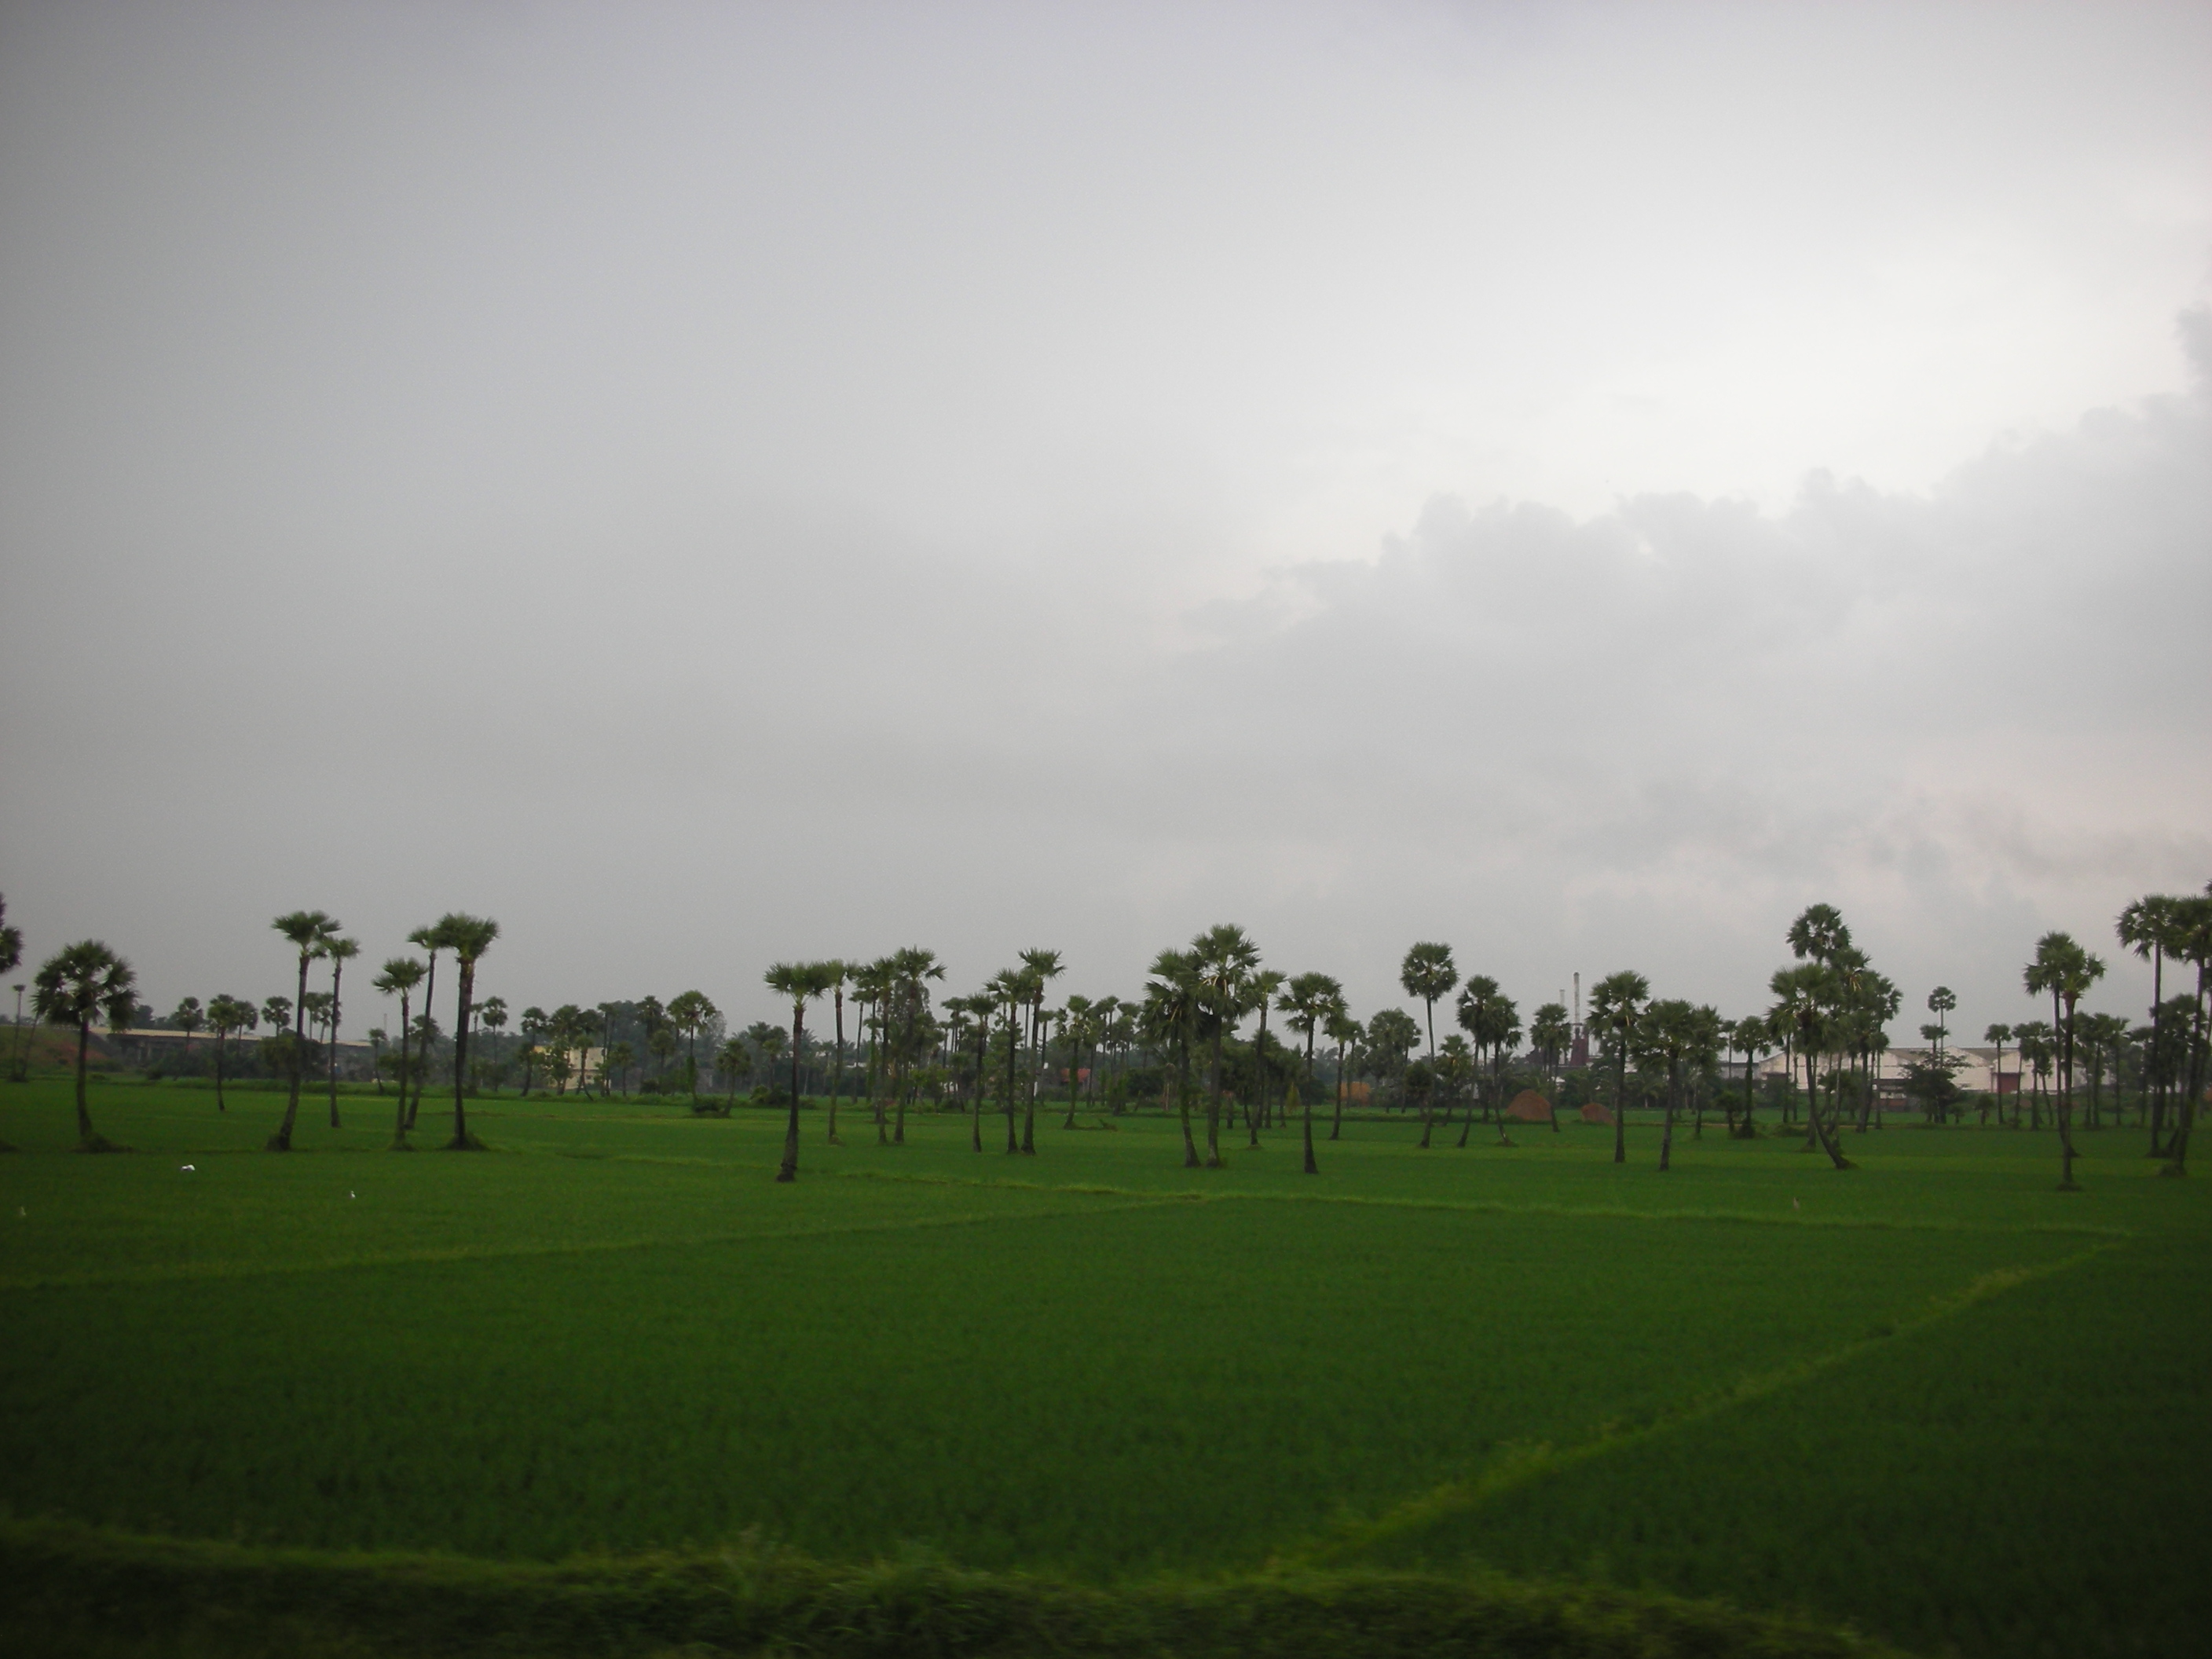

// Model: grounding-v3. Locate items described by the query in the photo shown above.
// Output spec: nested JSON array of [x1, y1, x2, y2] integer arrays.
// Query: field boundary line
[[1287, 1240, 2119, 1569], [826, 1166, 2132, 1240], [1225, 1188, 2133, 1239], [0, 1197, 1179, 1293]]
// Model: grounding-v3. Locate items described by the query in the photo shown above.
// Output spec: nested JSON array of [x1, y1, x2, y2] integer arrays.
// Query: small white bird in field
[[348, 1189, 356, 1198], [180, 1164, 196, 1172]]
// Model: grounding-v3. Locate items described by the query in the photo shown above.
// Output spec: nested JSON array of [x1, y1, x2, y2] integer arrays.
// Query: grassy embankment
[[2, 1079, 2204, 1657]]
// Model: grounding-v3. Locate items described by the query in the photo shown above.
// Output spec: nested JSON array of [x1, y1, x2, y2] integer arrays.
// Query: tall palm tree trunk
[[828, 992, 845, 1144], [1002, 1013, 1021, 1154], [269, 951, 313, 1152], [448, 965, 476, 1149], [1803, 1045, 1855, 1170], [1289, 1076, 1314, 1174], [1247, 1016, 1266, 1146], [1613, 1043, 1628, 1163], [970, 1023, 989, 1152], [1020, 1001, 1039, 1154], [1205, 1027, 1225, 1166], [1063, 1033, 1082, 1130], [389, 990, 413, 1148], [776, 1005, 805, 1183], [74, 1020, 98, 1147], [327, 957, 346, 1129], [408, 954, 437, 1132], [2146, 947, 2168, 1154], [1331, 1041, 1346, 1141], [2165, 961, 2207, 1177], [1178, 1030, 1200, 1167]]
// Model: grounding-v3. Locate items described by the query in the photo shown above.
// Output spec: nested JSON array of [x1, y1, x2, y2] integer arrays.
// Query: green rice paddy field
[[1, 1080, 2206, 1658]]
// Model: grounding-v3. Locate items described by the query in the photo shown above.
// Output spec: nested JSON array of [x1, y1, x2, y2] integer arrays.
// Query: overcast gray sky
[[3, 0, 2207, 1044]]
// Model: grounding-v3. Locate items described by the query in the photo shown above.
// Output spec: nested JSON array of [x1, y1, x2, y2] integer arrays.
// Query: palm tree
[[478, 998, 510, 1092], [2076, 1011, 2127, 1130], [318, 936, 359, 1128], [2024, 931, 2103, 1190], [1528, 1002, 1571, 1132], [267, 910, 339, 1151], [1482, 997, 1522, 1142], [548, 1009, 581, 1096], [943, 993, 993, 1150], [984, 967, 1031, 1155], [1399, 942, 1457, 1062], [1441, 1033, 1477, 1148], [31, 940, 135, 1150], [765, 960, 835, 1181], [1454, 976, 1518, 1144], [1364, 1008, 1420, 1117], [436, 914, 500, 1151], [1245, 969, 1285, 1144], [1635, 999, 1722, 1171], [1770, 963, 1854, 1170], [666, 991, 719, 1099], [1143, 950, 1202, 1166], [1191, 925, 1260, 1167], [1324, 1005, 1360, 1142], [2117, 895, 2184, 1153], [204, 994, 255, 1111], [850, 958, 894, 1143], [1587, 970, 1650, 1165], [1723, 1016, 1768, 1137], [1787, 903, 1852, 972], [402, 921, 455, 1131], [302, 992, 333, 1089], [714, 1035, 749, 1109], [2161, 891, 2212, 1176], [605, 1039, 635, 1095], [1060, 994, 1095, 1129], [170, 997, 204, 1066], [1279, 972, 1342, 1175], [1016, 947, 1064, 1155], [882, 947, 944, 1144], [2016, 1020, 2056, 1131], [372, 959, 425, 1147], [822, 960, 849, 1144], [632, 995, 667, 1088], [1403, 944, 1459, 1147], [0, 896, 21, 1082], [1925, 986, 1956, 1073], [1834, 954, 1899, 1133], [1982, 1023, 2012, 1126]]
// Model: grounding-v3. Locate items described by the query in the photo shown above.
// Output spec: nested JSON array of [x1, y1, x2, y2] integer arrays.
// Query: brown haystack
[[1579, 1101, 1616, 1125], [1505, 1089, 1553, 1122]]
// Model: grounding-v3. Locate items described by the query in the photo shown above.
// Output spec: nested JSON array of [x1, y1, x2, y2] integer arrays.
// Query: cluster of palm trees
[[156, 910, 504, 1156], [511, 993, 721, 1100], [757, 927, 1551, 1182], [2111, 888, 2212, 1176]]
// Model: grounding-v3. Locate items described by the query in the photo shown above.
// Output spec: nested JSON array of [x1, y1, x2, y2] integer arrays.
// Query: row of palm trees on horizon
[[9, 884, 2208, 1189]]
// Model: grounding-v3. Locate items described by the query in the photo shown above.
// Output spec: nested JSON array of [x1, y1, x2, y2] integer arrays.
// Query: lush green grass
[[1, 1079, 2204, 1656]]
